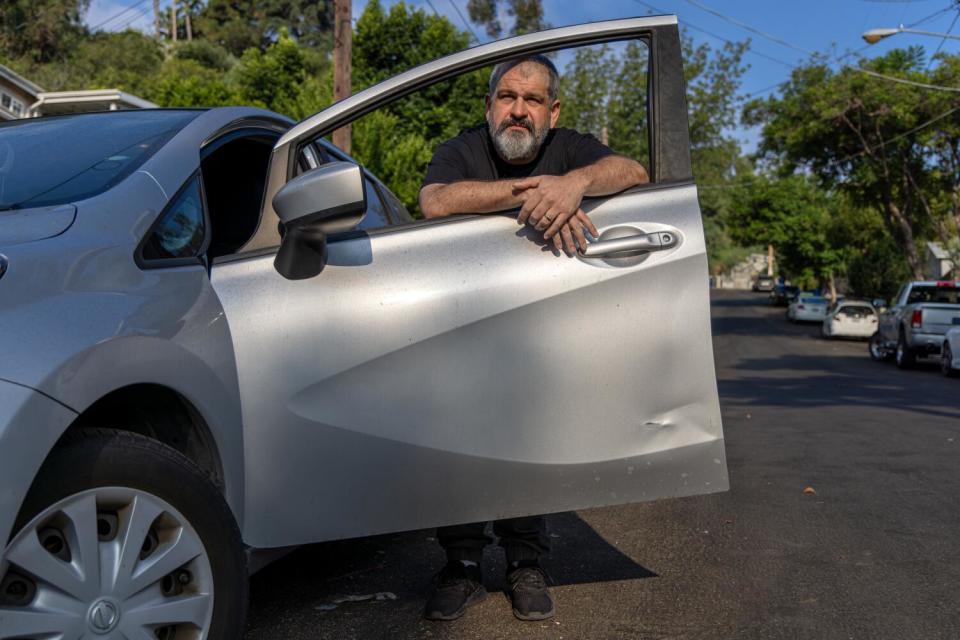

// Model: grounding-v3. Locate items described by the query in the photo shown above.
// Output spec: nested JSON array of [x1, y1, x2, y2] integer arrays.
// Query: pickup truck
[[869, 280, 960, 368]]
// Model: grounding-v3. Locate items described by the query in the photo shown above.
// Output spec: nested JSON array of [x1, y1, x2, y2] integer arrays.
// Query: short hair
[[488, 55, 560, 102]]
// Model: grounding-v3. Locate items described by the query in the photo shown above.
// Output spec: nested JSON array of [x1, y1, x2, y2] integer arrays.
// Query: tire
[[895, 331, 916, 369], [3, 429, 247, 640], [869, 332, 891, 362], [943, 342, 958, 377]]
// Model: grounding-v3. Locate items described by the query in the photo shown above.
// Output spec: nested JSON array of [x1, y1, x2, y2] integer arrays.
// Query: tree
[[728, 174, 846, 293], [193, 0, 334, 56], [0, 0, 88, 63], [745, 48, 956, 279], [561, 45, 613, 141], [352, 0, 487, 213], [466, 0, 547, 38]]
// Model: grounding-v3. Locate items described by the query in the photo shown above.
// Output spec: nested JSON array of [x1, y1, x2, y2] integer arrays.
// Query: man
[[418, 54, 649, 622]]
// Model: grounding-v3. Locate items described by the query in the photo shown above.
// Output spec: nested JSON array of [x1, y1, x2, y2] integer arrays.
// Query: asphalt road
[[244, 289, 960, 640]]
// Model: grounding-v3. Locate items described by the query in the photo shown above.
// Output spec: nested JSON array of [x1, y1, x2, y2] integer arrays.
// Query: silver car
[[0, 16, 726, 639]]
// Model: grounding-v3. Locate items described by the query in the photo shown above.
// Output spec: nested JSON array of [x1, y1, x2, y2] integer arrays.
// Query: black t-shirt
[[422, 124, 614, 188]]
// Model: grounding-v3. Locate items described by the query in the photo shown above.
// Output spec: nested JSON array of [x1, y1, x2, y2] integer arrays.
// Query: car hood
[[0, 204, 77, 248]]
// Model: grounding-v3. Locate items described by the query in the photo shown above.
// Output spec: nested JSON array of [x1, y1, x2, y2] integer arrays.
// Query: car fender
[[0, 380, 79, 546]]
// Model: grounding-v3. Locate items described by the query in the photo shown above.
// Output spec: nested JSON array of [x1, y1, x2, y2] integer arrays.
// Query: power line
[[680, 0, 814, 56], [853, 67, 960, 91], [423, 0, 442, 18], [108, 2, 156, 32], [838, 105, 960, 162], [928, 7, 960, 66], [447, 0, 481, 43], [88, 0, 152, 31], [630, 0, 798, 69]]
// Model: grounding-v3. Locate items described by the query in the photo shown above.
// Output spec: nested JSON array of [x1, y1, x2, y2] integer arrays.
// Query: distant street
[[245, 289, 960, 640]]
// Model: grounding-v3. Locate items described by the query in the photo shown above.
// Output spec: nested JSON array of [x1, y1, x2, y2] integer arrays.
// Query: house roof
[[0, 63, 43, 97]]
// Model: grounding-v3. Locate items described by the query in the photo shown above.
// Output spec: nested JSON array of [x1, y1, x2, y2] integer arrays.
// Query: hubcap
[[0, 488, 214, 639], [88, 598, 120, 634]]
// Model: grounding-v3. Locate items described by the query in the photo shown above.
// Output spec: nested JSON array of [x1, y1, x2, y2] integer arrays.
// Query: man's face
[[485, 62, 561, 164]]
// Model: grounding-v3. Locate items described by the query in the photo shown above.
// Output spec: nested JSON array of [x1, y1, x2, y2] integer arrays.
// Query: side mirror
[[872, 298, 887, 310], [273, 161, 367, 280]]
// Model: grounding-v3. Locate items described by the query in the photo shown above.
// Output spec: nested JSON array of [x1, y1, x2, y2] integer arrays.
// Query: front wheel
[[869, 332, 891, 362], [1, 429, 248, 640], [895, 332, 916, 369], [942, 343, 958, 377]]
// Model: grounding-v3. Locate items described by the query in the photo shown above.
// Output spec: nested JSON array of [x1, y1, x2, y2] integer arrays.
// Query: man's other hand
[[514, 175, 586, 234]]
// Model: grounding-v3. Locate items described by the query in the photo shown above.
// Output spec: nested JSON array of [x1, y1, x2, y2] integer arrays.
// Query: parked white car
[[822, 300, 879, 339], [787, 295, 829, 322], [942, 326, 960, 377]]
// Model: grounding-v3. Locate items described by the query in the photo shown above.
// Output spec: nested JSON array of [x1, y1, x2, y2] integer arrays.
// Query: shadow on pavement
[[245, 512, 655, 639], [719, 354, 960, 419]]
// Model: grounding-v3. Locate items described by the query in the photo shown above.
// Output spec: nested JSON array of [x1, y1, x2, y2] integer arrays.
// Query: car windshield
[[0, 110, 201, 211], [840, 305, 873, 315], [907, 285, 959, 304], [800, 297, 826, 304]]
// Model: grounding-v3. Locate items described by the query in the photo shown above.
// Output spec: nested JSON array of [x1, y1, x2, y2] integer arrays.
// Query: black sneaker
[[424, 562, 487, 621], [506, 563, 555, 621]]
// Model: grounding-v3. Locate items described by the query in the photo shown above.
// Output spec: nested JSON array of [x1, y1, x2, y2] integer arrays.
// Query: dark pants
[[437, 516, 550, 565]]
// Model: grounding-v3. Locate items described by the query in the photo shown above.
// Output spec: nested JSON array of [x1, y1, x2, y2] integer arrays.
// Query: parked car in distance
[[869, 280, 960, 368], [770, 283, 800, 306], [787, 294, 829, 322], [941, 326, 960, 377], [822, 300, 879, 339], [0, 17, 728, 639], [753, 274, 775, 292]]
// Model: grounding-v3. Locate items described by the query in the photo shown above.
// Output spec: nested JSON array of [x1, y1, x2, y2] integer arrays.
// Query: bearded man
[[418, 54, 648, 622]]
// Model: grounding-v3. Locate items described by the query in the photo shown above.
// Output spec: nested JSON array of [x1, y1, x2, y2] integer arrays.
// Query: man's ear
[[485, 94, 491, 114], [550, 99, 561, 128]]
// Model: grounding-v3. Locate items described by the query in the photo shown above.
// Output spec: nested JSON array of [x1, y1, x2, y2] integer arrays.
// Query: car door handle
[[579, 231, 679, 258]]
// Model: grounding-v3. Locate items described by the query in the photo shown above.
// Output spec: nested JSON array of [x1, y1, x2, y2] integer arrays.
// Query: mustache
[[496, 117, 534, 134]]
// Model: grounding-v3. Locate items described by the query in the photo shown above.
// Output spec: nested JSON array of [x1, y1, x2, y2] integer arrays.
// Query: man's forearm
[[419, 180, 523, 218], [567, 155, 649, 197]]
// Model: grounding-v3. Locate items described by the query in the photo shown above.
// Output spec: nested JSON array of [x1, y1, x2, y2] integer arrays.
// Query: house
[[0, 63, 156, 119], [0, 64, 42, 120], [927, 241, 956, 279]]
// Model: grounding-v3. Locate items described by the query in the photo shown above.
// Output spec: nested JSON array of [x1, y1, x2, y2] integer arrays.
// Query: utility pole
[[333, 0, 352, 153], [183, 0, 193, 41], [767, 244, 775, 277], [170, 3, 178, 43], [153, 0, 161, 38]]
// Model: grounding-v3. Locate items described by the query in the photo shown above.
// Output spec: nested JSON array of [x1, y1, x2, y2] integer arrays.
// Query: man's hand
[[514, 175, 588, 237], [514, 176, 598, 256]]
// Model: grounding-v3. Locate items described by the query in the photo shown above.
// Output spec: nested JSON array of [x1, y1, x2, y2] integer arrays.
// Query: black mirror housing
[[272, 161, 367, 280]]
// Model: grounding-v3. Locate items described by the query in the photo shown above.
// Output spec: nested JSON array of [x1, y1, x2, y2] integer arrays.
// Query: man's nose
[[510, 98, 529, 119]]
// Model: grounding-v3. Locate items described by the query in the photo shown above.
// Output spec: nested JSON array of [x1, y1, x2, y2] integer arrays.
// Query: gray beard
[[488, 116, 549, 163]]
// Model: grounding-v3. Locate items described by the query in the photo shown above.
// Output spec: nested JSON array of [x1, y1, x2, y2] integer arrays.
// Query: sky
[[84, 0, 960, 149]]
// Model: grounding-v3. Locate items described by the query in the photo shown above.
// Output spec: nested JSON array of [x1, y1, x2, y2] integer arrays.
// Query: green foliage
[[466, 0, 547, 38], [607, 42, 650, 167], [146, 59, 240, 108], [0, 0, 89, 63], [352, 1, 487, 215], [561, 45, 614, 141], [747, 48, 960, 279], [728, 174, 844, 289], [193, 0, 334, 57], [174, 40, 236, 72], [232, 30, 307, 111]]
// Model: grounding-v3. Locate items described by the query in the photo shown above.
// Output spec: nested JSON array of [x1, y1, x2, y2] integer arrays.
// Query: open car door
[[212, 15, 727, 548]]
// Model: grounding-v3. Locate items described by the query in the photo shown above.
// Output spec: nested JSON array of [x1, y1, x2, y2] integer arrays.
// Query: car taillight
[[912, 309, 923, 328], [936, 281, 958, 288]]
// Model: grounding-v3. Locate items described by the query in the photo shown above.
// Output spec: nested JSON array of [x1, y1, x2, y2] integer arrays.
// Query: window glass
[[907, 285, 959, 304], [142, 177, 206, 261], [0, 110, 200, 211], [356, 175, 394, 230], [1, 94, 10, 108]]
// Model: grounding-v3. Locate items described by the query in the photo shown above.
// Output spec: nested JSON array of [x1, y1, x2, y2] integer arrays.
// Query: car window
[[357, 175, 395, 230], [0, 110, 199, 211], [801, 297, 826, 304], [907, 285, 959, 304], [141, 176, 206, 262], [840, 305, 874, 316]]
